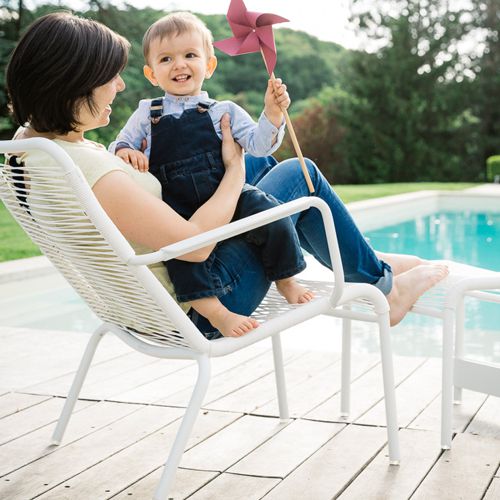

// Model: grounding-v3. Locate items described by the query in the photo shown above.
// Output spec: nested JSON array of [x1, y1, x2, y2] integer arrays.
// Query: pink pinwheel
[[214, 0, 315, 193], [213, 0, 288, 75]]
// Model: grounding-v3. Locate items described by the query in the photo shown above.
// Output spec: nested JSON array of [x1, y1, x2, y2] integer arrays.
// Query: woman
[[6, 13, 448, 339]]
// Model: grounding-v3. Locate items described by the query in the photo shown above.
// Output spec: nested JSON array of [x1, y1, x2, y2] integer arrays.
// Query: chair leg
[[272, 334, 290, 421], [340, 313, 352, 417], [377, 313, 400, 464], [441, 307, 455, 449], [51, 324, 107, 445], [453, 299, 465, 404], [154, 355, 211, 500]]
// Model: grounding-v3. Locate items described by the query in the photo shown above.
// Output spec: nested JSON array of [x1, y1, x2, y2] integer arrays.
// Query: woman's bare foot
[[276, 277, 314, 304], [387, 264, 449, 326], [375, 251, 429, 275]]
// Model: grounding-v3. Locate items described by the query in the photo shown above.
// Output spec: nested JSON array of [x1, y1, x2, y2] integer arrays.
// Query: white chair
[[1, 138, 399, 499], [339, 256, 500, 449], [441, 274, 500, 448]]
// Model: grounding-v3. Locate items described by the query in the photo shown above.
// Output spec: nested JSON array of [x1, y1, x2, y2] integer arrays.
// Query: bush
[[486, 155, 500, 182]]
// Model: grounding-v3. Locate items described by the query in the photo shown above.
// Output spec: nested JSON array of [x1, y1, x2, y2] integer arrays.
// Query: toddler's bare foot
[[276, 278, 314, 304], [208, 308, 259, 338], [388, 264, 449, 326], [375, 251, 429, 275]]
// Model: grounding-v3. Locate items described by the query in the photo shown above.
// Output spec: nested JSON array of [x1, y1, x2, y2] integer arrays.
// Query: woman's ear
[[205, 56, 218, 79], [143, 65, 158, 86]]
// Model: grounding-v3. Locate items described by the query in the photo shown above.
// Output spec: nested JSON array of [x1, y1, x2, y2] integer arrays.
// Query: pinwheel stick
[[262, 52, 314, 193]]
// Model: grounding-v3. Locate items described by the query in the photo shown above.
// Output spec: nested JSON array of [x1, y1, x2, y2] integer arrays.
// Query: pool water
[[364, 210, 500, 361], [365, 211, 500, 272], [1, 208, 499, 361]]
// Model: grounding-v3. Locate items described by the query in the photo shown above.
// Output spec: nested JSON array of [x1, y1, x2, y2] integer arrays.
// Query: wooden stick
[[267, 68, 315, 193]]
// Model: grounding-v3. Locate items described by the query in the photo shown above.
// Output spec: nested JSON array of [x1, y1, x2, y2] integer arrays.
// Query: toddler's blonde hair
[[143, 12, 214, 63]]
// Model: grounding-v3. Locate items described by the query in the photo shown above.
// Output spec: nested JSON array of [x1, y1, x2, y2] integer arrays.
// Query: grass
[[0, 201, 42, 262], [0, 182, 480, 263], [334, 182, 479, 204]]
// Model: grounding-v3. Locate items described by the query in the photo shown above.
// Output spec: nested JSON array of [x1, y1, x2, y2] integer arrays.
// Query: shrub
[[486, 155, 500, 182]]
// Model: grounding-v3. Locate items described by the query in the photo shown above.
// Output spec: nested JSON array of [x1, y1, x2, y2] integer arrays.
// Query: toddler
[[111, 12, 313, 337]]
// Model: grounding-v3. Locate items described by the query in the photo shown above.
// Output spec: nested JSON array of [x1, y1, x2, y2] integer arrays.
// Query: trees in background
[[328, 0, 494, 183], [0, 0, 497, 183]]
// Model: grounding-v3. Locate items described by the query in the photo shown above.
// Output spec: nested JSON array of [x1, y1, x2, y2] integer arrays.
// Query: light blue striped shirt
[[109, 91, 286, 159]]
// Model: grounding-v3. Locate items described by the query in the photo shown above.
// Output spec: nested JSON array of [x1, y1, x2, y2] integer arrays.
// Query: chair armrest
[[128, 196, 345, 304], [445, 274, 500, 308]]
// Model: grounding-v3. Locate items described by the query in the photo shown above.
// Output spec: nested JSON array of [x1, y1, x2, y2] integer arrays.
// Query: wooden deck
[[1, 324, 499, 500]]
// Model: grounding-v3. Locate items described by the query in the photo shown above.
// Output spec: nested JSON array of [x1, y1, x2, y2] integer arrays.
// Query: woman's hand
[[220, 113, 244, 179]]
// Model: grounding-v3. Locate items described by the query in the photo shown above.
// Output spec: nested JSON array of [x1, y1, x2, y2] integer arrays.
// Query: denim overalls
[[148, 98, 305, 302]]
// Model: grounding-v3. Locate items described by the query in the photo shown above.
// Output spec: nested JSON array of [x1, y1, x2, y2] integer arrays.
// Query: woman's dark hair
[[6, 12, 130, 134]]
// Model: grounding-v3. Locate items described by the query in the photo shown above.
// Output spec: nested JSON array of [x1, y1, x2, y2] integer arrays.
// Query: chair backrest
[[0, 138, 209, 352]]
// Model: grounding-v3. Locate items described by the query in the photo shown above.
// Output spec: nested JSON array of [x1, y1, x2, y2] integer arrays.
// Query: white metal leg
[[377, 313, 400, 464], [441, 307, 455, 449], [51, 324, 107, 445], [272, 334, 290, 421], [154, 355, 211, 500], [340, 312, 352, 417], [453, 299, 465, 403]]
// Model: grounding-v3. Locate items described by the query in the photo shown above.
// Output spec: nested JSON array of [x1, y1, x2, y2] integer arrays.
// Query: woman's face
[[77, 74, 126, 132]]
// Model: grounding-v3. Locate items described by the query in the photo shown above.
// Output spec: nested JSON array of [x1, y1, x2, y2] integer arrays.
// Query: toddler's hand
[[116, 148, 149, 172], [264, 78, 290, 128]]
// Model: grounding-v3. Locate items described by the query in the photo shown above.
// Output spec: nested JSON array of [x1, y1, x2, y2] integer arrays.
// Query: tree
[[470, 0, 500, 170], [338, 0, 484, 182]]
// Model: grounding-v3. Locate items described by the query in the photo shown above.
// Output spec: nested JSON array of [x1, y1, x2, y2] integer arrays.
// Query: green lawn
[[0, 182, 479, 262], [333, 182, 478, 203], [0, 201, 42, 262]]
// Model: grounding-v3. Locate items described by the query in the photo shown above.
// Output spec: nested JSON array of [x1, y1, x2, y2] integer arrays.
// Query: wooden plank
[[338, 429, 441, 500], [466, 396, 500, 438], [484, 477, 500, 500], [108, 342, 270, 405], [229, 419, 344, 478], [204, 352, 335, 414], [412, 433, 500, 500], [0, 328, 129, 390], [111, 364, 200, 404], [256, 353, 379, 418], [408, 390, 487, 433], [26, 352, 164, 396], [37, 410, 240, 499], [262, 424, 387, 500], [120, 346, 287, 406], [0, 400, 133, 477], [0, 392, 51, 419], [357, 358, 442, 427], [110, 468, 218, 500], [188, 473, 280, 500], [305, 356, 425, 423], [0, 397, 66, 445], [0, 404, 181, 499], [80, 358, 192, 401], [181, 415, 287, 472], [159, 351, 282, 408]]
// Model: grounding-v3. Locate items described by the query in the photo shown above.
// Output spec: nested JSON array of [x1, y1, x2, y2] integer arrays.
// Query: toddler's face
[[144, 31, 216, 97]]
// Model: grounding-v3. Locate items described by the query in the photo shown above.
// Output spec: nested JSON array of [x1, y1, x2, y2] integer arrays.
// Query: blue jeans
[[190, 155, 392, 339]]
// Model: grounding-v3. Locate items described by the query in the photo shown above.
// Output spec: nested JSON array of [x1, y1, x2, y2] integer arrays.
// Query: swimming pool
[[1, 191, 499, 360]]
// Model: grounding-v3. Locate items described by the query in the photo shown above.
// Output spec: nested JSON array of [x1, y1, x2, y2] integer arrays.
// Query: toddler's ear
[[143, 65, 158, 86], [205, 56, 218, 79]]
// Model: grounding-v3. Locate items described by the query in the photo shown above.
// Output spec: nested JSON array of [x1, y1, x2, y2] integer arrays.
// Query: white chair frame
[[1, 138, 400, 499], [339, 257, 500, 450], [441, 276, 500, 448]]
